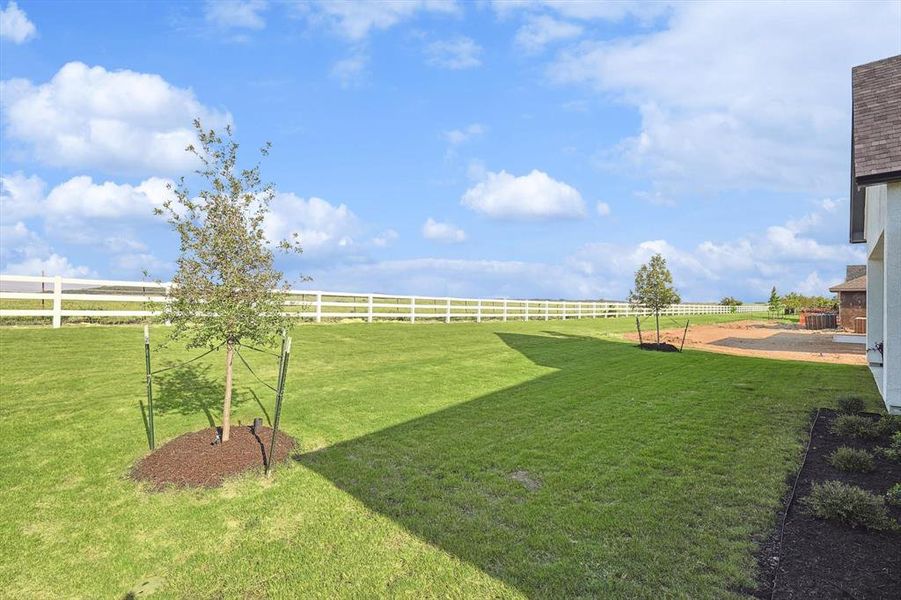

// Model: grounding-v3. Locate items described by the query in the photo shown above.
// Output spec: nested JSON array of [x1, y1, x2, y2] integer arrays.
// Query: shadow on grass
[[298, 331, 795, 597], [153, 363, 225, 425], [146, 360, 277, 441]]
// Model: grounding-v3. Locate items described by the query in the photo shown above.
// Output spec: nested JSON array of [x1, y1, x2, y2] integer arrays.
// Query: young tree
[[156, 120, 301, 443], [629, 253, 681, 346], [768, 286, 781, 315]]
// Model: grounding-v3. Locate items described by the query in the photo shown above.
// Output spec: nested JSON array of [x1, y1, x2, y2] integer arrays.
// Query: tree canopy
[[155, 120, 302, 441], [629, 254, 681, 345]]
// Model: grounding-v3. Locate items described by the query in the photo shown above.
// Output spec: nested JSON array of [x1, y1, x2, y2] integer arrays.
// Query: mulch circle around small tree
[[131, 426, 296, 490], [751, 409, 901, 599], [638, 342, 679, 352]]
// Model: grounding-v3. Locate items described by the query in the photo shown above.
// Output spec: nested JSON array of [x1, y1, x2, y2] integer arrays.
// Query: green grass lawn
[[0, 315, 882, 599]]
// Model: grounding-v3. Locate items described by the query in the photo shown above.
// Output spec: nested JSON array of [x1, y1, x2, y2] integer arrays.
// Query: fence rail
[[0, 274, 768, 328]]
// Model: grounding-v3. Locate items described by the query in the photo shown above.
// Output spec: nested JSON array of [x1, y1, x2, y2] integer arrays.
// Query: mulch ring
[[131, 426, 296, 490], [638, 342, 680, 352], [752, 409, 901, 599]]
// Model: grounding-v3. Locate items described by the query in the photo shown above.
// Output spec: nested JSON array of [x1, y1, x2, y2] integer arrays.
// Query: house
[[849, 54, 901, 414], [829, 265, 866, 332]]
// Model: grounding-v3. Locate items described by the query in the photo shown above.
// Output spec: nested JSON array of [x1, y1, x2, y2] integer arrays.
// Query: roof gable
[[829, 274, 867, 293]]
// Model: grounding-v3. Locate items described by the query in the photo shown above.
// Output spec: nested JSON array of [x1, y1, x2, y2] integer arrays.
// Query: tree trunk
[[655, 311, 660, 346], [222, 341, 235, 442]]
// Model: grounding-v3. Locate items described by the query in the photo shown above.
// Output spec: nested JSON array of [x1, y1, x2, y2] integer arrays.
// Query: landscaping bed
[[638, 342, 680, 352], [763, 409, 901, 599], [131, 425, 296, 490]]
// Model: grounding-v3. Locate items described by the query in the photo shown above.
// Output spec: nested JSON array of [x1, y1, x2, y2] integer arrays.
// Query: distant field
[[0, 314, 882, 598]]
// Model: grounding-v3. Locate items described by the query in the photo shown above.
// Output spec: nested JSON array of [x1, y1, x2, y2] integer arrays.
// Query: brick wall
[[839, 291, 867, 330]]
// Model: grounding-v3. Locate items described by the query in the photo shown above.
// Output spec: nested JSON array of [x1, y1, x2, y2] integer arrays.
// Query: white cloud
[[2, 253, 94, 278], [265, 193, 361, 256], [313, 196, 861, 302], [595, 201, 610, 216], [331, 53, 369, 88], [0, 62, 231, 175], [0, 172, 45, 221], [111, 252, 170, 274], [0, 1, 36, 44], [0, 219, 94, 277], [461, 169, 586, 220], [2, 173, 173, 251], [205, 0, 268, 30], [422, 217, 466, 243], [514, 15, 582, 53], [549, 1, 901, 195], [442, 123, 485, 145], [570, 197, 863, 300], [44, 176, 173, 220], [371, 229, 398, 247], [633, 189, 674, 207], [301, 0, 458, 40], [311, 256, 590, 299], [425, 36, 482, 70], [492, 0, 668, 23]]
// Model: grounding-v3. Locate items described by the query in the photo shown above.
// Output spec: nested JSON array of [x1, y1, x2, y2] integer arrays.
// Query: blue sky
[[1, 1, 900, 301]]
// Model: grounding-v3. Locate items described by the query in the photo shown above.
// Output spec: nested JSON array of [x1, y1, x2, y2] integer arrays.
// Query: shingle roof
[[852, 55, 901, 185], [829, 275, 867, 293]]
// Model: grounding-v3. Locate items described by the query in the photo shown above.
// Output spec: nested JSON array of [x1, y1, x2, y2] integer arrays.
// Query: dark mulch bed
[[754, 409, 901, 599], [131, 426, 296, 490], [638, 342, 679, 352]]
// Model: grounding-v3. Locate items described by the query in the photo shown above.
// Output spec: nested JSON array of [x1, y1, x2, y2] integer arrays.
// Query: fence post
[[562, 302, 567, 320], [411, 298, 416, 323], [367, 294, 373, 323], [476, 299, 482, 323], [524, 301, 529, 321], [445, 298, 451, 323], [545, 301, 549, 321], [578, 303, 582, 319], [315, 292, 322, 323], [502, 299, 507, 322], [52, 275, 62, 328]]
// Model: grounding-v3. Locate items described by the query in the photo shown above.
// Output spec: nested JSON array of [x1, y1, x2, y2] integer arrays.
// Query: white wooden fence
[[0, 274, 767, 328]]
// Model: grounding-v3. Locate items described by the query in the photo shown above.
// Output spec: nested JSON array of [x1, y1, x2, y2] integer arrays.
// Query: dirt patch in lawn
[[753, 410, 901, 599], [131, 425, 296, 490], [624, 320, 865, 364]]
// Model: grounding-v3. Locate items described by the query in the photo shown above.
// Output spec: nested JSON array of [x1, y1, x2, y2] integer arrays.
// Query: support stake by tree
[[155, 120, 302, 443], [629, 254, 681, 347]]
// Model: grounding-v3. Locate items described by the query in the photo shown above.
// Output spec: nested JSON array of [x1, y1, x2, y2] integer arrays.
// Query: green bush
[[836, 395, 865, 414], [878, 431, 901, 461], [802, 481, 897, 531], [831, 414, 880, 439], [876, 415, 901, 437], [829, 447, 875, 472], [887, 483, 901, 507]]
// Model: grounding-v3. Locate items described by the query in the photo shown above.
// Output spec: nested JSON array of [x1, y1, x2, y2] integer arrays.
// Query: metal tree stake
[[143, 325, 155, 449], [680, 320, 690, 353], [266, 336, 292, 477]]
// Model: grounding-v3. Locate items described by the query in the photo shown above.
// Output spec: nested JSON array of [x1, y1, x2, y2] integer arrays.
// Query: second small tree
[[629, 253, 681, 347], [156, 121, 301, 443]]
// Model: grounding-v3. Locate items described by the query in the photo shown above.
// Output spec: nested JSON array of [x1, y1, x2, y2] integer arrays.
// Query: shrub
[[829, 447, 874, 472], [802, 481, 897, 531], [831, 414, 880, 439], [877, 431, 901, 461], [836, 395, 865, 414], [876, 415, 901, 437], [887, 483, 901, 507]]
